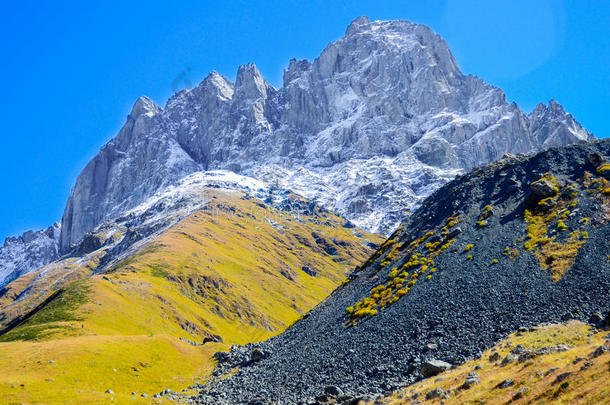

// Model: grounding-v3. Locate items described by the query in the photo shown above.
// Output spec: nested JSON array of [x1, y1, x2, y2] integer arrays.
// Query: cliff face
[[58, 17, 592, 251]]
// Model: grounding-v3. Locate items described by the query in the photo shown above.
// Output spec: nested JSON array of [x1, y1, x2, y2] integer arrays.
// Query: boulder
[[590, 345, 609, 358], [513, 387, 529, 400], [324, 385, 344, 397], [250, 347, 265, 363], [488, 352, 501, 362], [530, 179, 557, 198], [202, 334, 223, 344], [425, 387, 443, 399], [420, 359, 451, 377], [496, 379, 514, 389], [461, 372, 480, 389], [213, 351, 231, 362]]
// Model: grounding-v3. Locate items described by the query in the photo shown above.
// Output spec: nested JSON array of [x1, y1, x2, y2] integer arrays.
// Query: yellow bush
[[596, 163, 610, 176], [463, 244, 474, 252]]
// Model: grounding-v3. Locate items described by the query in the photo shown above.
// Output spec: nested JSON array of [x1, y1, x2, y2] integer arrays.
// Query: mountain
[[193, 139, 610, 404], [0, 172, 382, 403], [0, 16, 603, 405], [0, 224, 60, 286], [58, 16, 592, 255]]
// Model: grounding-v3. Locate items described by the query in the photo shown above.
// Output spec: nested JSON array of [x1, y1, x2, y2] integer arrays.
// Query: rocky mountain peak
[[528, 100, 592, 148], [345, 16, 371, 35], [6, 18, 593, 259], [0, 223, 61, 286], [129, 96, 160, 119], [235, 63, 273, 101], [199, 71, 234, 101], [283, 59, 312, 86]]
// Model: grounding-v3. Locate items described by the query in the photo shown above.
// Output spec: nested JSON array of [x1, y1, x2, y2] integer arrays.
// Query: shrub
[[463, 244, 474, 252], [447, 220, 458, 228], [467, 255, 473, 260], [557, 220, 568, 231], [596, 163, 610, 176], [491, 259, 499, 264]]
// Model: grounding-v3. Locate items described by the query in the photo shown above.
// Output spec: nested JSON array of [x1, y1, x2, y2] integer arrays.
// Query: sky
[[0, 0, 608, 241]]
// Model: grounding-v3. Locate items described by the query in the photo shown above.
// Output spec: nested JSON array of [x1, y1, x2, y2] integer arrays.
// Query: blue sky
[[0, 0, 608, 240]]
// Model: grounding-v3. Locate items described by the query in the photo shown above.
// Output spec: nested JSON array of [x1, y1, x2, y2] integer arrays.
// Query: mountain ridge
[[58, 17, 592, 252], [0, 16, 593, 305]]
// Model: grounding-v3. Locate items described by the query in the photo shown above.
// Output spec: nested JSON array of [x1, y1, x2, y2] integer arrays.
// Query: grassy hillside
[[0, 190, 382, 403], [376, 321, 610, 404]]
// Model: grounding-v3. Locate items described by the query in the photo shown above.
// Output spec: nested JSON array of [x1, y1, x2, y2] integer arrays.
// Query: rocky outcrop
[[57, 17, 592, 251]]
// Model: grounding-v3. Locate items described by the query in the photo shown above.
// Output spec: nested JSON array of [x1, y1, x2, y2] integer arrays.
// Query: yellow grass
[[0, 190, 382, 403]]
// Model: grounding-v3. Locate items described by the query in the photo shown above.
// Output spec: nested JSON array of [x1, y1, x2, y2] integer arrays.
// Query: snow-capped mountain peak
[[2, 17, 594, 279]]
